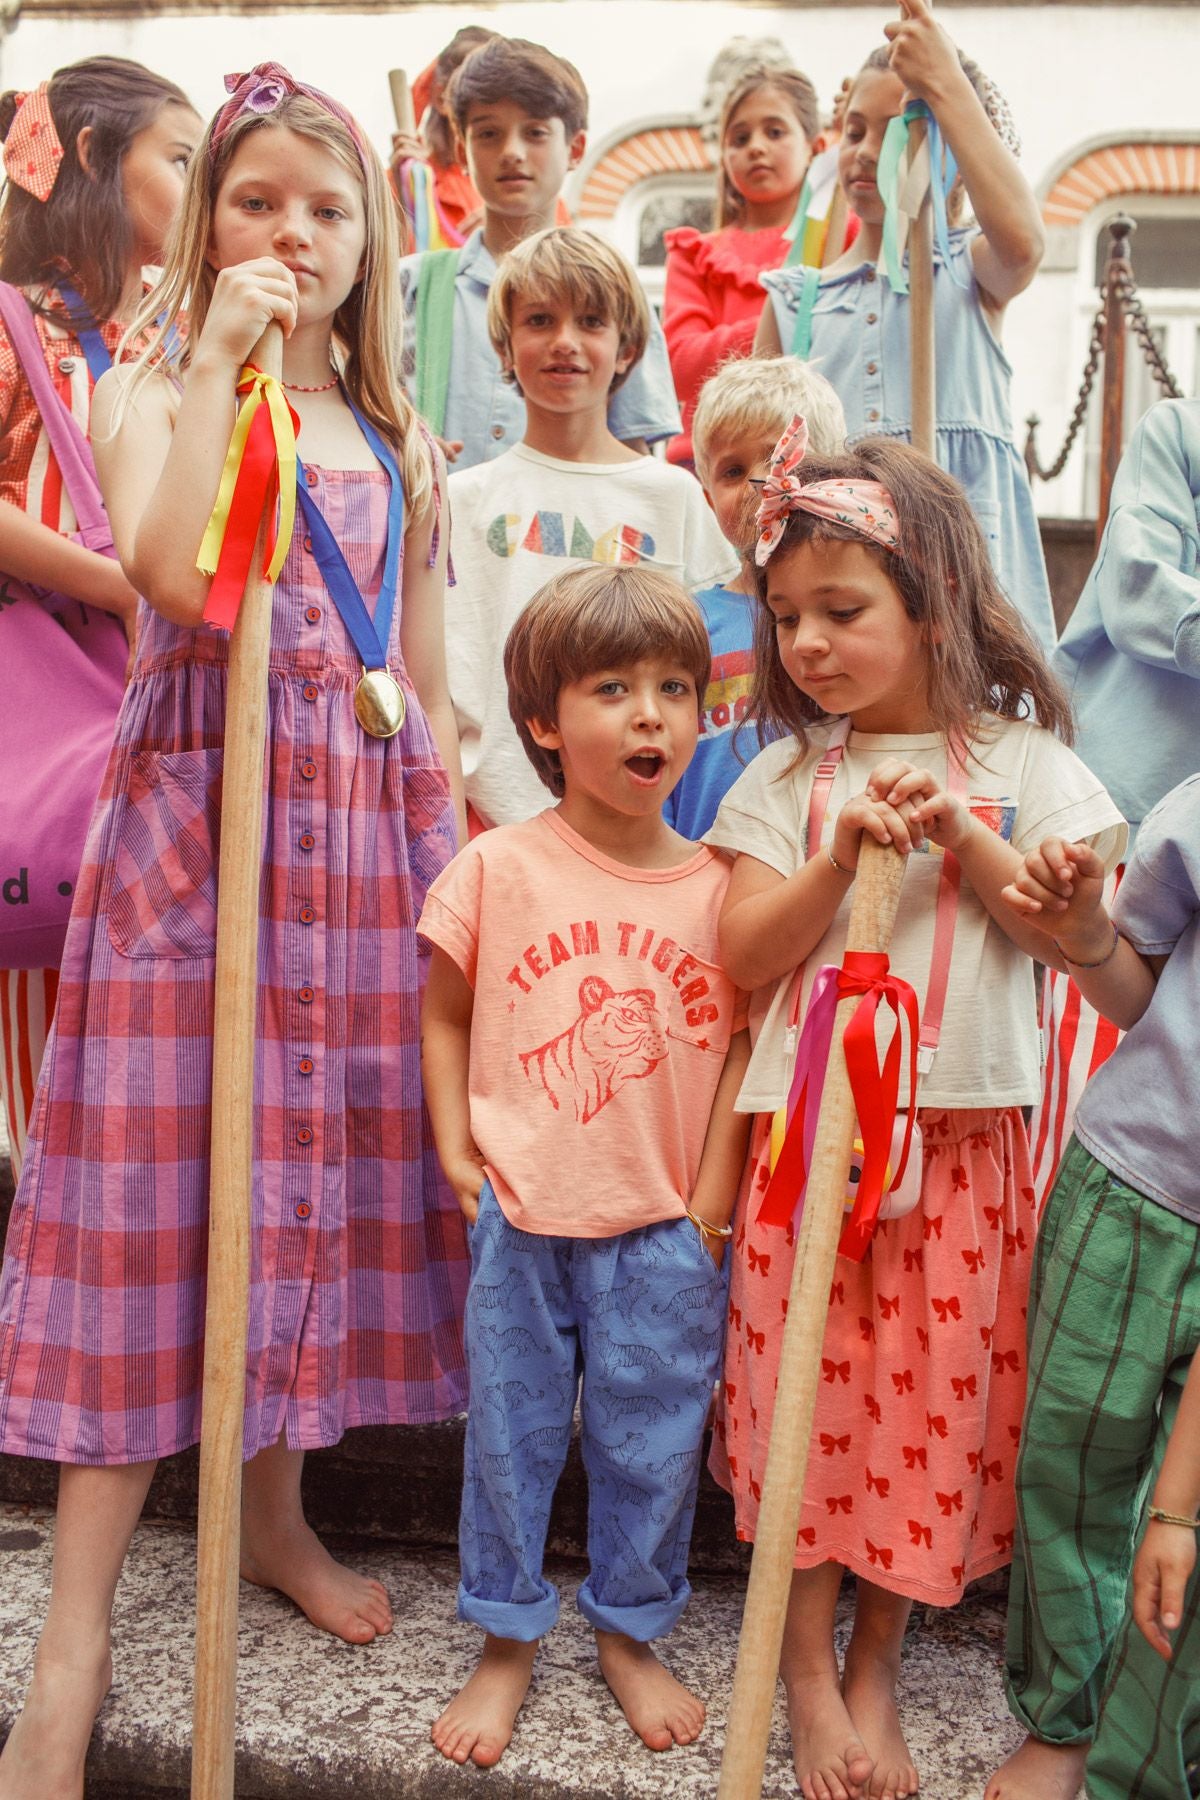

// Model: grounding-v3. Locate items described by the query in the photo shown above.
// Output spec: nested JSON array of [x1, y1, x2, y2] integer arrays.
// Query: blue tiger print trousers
[[457, 1179, 729, 1641]]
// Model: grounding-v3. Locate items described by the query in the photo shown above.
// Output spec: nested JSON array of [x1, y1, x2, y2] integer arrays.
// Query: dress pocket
[[106, 750, 222, 960], [404, 762, 456, 917]]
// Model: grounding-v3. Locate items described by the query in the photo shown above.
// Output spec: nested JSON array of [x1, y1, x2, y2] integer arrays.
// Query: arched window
[[573, 120, 715, 307]]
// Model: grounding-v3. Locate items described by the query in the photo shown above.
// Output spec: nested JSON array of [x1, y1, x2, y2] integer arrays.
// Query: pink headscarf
[[210, 63, 368, 174], [3, 84, 65, 202], [754, 415, 902, 567]]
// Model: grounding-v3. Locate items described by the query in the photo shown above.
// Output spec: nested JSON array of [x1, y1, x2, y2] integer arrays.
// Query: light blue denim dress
[[762, 226, 1055, 651]]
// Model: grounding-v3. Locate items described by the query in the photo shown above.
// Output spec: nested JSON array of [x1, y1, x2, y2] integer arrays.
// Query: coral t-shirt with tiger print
[[418, 808, 747, 1236]]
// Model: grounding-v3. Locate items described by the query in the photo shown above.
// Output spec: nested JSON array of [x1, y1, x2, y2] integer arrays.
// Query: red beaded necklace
[[283, 367, 339, 393]]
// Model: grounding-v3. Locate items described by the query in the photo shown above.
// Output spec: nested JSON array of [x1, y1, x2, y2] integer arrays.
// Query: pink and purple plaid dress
[[0, 464, 469, 1464]]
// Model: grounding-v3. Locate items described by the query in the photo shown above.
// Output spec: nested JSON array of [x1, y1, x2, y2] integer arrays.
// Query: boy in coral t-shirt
[[419, 562, 751, 1770]]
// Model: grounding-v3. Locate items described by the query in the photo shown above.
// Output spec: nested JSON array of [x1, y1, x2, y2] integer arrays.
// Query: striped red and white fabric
[[1028, 869, 1124, 1212], [0, 968, 58, 1180], [0, 467, 469, 1465]]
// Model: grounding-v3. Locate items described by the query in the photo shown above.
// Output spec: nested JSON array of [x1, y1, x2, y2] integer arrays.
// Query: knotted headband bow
[[754, 414, 902, 567], [3, 83, 65, 202], [211, 63, 368, 174]]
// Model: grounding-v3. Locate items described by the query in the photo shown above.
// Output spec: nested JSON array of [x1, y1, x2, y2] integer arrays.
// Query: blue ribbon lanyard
[[294, 397, 405, 672], [56, 280, 112, 384]]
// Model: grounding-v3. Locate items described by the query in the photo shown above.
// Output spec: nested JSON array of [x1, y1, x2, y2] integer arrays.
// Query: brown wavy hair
[[748, 437, 1073, 759], [0, 57, 192, 322], [716, 67, 820, 229]]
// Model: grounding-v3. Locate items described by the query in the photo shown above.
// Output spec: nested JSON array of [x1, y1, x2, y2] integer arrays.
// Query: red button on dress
[[305, 606, 321, 624], [298, 1057, 314, 1076], [302, 683, 318, 702], [299, 905, 316, 924], [299, 833, 315, 851], [298, 986, 314, 1004], [295, 1202, 312, 1220], [295, 1126, 313, 1145], [305, 469, 318, 488], [300, 761, 317, 780]]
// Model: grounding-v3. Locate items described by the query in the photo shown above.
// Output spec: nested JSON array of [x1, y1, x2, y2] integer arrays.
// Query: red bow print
[[830, 1280, 845, 1306], [1004, 1229, 1027, 1257], [798, 1526, 817, 1546], [865, 1467, 890, 1497], [903, 1247, 925, 1273], [731, 1305, 743, 1332], [916, 1327, 930, 1355], [750, 1476, 762, 1501], [951, 1165, 969, 1192], [936, 1489, 963, 1515], [781, 1297, 789, 1319], [1008, 1425, 1022, 1444], [991, 1349, 1019, 1375], [865, 1539, 894, 1570], [979, 1324, 993, 1347], [903, 1445, 928, 1471], [823, 1358, 851, 1384], [993, 1529, 1015, 1554], [908, 1520, 932, 1549], [924, 1214, 944, 1241], [981, 1459, 1003, 1485], [820, 1432, 851, 1456], [725, 1382, 738, 1403], [951, 1374, 978, 1402], [952, 1561, 965, 1584], [727, 1454, 739, 1478], [892, 1368, 915, 1395], [927, 1412, 948, 1440], [983, 1204, 1003, 1232], [747, 1243, 771, 1276], [746, 1324, 765, 1354], [962, 1246, 986, 1274], [859, 1316, 876, 1343], [932, 1295, 962, 1323], [865, 1394, 883, 1424], [828, 1494, 854, 1515], [879, 1293, 901, 1320]]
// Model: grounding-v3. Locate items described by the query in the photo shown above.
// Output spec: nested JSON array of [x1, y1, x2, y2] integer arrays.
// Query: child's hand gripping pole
[[192, 323, 285, 1800], [716, 838, 909, 1800]]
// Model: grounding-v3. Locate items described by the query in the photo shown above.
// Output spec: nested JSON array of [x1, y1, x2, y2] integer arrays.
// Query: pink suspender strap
[[792, 721, 968, 1079]]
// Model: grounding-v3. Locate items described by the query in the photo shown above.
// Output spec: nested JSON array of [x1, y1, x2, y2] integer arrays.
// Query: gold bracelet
[[827, 845, 856, 878], [1147, 1505, 1200, 1530], [685, 1206, 733, 1242], [1055, 922, 1120, 969]]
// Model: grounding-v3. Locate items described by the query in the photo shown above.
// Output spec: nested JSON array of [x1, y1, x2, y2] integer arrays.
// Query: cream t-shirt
[[417, 809, 747, 1236], [706, 718, 1128, 1112], [446, 442, 737, 829]]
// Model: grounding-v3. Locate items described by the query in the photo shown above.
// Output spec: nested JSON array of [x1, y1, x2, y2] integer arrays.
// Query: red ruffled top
[[662, 224, 791, 465]]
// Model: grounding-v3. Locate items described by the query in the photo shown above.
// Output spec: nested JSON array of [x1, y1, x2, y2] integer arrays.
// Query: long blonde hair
[[121, 92, 432, 520]]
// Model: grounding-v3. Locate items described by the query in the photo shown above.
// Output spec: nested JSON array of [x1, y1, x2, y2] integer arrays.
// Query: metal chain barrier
[[1024, 261, 1184, 485]]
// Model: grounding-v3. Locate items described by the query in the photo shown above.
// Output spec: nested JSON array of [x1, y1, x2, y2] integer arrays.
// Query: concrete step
[[0, 1501, 1021, 1799]]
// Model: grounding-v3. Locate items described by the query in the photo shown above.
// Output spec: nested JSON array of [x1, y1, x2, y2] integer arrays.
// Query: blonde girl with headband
[[705, 423, 1125, 1800], [755, 0, 1056, 653], [0, 64, 467, 1795], [0, 58, 200, 1189]]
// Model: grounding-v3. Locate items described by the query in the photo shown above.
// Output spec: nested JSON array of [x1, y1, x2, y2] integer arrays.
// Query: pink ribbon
[[211, 63, 368, 174], [3, 84, 65, 203], [754, 413, 902, 567]]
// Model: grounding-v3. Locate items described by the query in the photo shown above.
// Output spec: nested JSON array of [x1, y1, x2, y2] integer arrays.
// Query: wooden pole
[[822, 185, 850, 270], [907, 117, 936, 460], [717, 840, 908, 1799], [388, 68, 415, 136], [1096, 214, 1134, 548], [191, 322, 283, 1800]]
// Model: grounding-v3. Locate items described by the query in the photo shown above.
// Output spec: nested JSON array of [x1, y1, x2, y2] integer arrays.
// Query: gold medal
[[354, 666, 406, 739]]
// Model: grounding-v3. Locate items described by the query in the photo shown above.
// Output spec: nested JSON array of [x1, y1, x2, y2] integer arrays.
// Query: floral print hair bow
[[3, 84, 65, 202], [754, 414, 902, 567]]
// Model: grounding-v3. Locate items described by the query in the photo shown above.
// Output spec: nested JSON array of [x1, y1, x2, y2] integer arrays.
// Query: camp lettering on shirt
[[417, 810, 747, 1236], [447, 442, 737, 830]]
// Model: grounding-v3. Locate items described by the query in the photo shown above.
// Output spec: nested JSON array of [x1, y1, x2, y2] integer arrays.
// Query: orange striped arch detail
[[1044, 140, 1200, 226], [577, 126, 714, 221]]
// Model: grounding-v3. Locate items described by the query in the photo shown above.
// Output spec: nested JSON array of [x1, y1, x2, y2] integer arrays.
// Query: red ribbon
[[201, 366, 299, 632], [758, 950, 919, 1263]]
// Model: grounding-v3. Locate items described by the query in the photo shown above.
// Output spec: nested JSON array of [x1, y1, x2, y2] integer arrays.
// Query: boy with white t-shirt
[[420, 563, 750, 1769], [446, 226, 735, 829]]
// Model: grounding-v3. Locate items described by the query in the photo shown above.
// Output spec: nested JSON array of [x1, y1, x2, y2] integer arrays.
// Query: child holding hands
[[706, 425, 1124, 1800], [989, 779, 1200, 1800], [420, 563, 751, 1769], [755, 0, 1054, 649], [0, 65, 467, 1798]]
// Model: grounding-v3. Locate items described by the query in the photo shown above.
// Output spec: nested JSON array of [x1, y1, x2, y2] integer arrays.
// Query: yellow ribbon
[[196, 364, 298, 584]]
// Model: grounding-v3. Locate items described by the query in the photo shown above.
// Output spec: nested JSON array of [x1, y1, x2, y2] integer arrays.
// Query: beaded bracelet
[[685, 1206, 733, 1242], [1147, 1505, 1200, 1530], [1055, 921, 1120, 970], [827, 845, 856, 878]]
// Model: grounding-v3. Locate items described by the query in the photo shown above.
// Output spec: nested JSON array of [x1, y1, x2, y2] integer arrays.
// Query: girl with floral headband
[[0, 56, 200, 1194], [704, 420, 1126, 1800], [0, 62, 468, 1794], [755, 0, 1056, 654]]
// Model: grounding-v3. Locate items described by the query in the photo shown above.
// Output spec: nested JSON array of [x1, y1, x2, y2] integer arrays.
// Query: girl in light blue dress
[[756, 0, 1056, 651]]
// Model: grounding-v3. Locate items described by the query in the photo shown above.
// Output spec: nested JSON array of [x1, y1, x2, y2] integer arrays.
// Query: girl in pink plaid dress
[[706, 427, 1125, 1800], [0, 66, 468, 1796]]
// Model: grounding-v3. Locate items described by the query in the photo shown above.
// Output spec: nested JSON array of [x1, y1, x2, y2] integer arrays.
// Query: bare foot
[[842, 1653, 918, 1799], [240, 1516, 392, 1644], [984, 1735, 1088, 1800], [432, 1635, 538, 1767], [596, 1630, 705, 1751], [784, 1670, 875, 1800], [0, 1646, 112, 1800]]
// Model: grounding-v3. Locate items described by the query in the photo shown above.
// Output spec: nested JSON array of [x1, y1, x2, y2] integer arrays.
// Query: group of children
[[0, 19, 1195, 1800]]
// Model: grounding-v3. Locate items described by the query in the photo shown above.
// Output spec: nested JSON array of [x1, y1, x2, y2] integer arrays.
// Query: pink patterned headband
[[211, 63, 368, 174], [3, 83, 65, 202], [754, 415, 902, 567]]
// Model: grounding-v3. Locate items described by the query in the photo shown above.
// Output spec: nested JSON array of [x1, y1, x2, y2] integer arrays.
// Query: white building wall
[[6, 2, 1198, 516]]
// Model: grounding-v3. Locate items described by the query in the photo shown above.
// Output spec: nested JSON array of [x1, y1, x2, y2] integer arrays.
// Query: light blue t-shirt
[[398, 229, 682, 471], [762, 229, 1056, 653], [1073, 774, 1200, 1222], [1055, 399, 1200, 847], [665, 583, 775, 840]]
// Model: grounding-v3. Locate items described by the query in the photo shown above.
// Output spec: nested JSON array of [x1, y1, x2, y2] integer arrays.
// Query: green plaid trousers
[[1004, 1137, 1200, 1799]]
